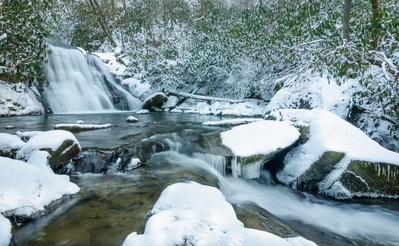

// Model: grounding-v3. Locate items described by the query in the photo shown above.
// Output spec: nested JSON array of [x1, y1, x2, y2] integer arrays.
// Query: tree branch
[[0, 33, 6, 41], [286, 39, 336, 50], [0, 55, 35, 70]]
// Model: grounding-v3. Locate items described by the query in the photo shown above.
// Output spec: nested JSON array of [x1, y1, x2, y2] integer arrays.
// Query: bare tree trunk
[[201, 0, 208, 38], [342, 0, 352, 41], [89, 0, 116, 46], [371, 0, 380, 50], [0, 0, 7, 15], [112, 0, 124, 47]]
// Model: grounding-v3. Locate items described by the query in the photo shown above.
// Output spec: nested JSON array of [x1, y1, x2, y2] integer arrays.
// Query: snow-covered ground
[[0, 81, 44, 117], [0, 214, 12, 246], [122, 182, 316, 246]]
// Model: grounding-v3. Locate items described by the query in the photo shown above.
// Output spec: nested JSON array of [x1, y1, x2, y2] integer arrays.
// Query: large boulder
[[140, 93, 168, 112], [16, 130, 81, 169], [269, 109, 399, 199], [221, 120, 300, 179], [0, 133, 25, 158]]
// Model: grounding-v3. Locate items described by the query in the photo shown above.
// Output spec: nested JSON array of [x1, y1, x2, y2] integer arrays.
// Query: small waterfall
[[192, 152, 227, 176], [231, 157, 264, 179], [42, 42, 141, 113]]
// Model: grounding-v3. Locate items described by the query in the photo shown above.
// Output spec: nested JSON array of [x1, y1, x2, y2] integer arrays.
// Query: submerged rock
[[140, 93, 168, 112]]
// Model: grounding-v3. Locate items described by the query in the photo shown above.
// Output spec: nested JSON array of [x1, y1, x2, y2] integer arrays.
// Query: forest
[[1, 0, 399, 135]]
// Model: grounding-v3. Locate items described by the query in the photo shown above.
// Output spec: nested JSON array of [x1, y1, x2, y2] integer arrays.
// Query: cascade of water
[[165, 151, 399, 245], [231, 157, 264, 179], [192, 152, 227, 176], [42, 42, 141, 113]]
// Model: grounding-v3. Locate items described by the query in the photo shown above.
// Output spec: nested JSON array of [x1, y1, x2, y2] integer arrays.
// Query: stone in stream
[[126, 116, 138, 123], [139, 93, 168, 112], [5, 125, 14, 129], [267, 109, 399, 199], [54, 123, 112, 131], [16, 130, 81, 170]]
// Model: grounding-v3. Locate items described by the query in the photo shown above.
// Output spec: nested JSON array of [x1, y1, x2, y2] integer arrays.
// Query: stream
[[1, 112, 399, 246]]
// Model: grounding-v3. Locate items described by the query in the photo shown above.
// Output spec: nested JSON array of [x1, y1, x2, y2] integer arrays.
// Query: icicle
[[388, 165, 390, 181], [378, 164, 381, 177], [192, 153, 227, 176]]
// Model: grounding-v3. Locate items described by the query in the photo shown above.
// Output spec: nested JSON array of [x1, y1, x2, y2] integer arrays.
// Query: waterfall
[[42, 42, 141, 113]]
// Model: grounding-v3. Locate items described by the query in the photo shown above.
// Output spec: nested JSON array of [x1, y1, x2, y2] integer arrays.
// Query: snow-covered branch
[[0, 55, 35, 70], [0, 33, 6, 41], [286, 39, 336, 50], [193, 16, 204, 21], [168, 91, 246, 103]]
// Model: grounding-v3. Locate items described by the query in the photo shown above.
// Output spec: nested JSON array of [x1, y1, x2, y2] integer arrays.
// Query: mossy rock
[[40, 139, 81, 169], [0, 149, 18, 158], [297, 151, 345, 192], [297, 125, 310, 144], [340, 161, 399, 196]]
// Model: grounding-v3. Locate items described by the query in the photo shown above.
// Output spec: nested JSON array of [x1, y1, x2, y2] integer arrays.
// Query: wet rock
[[296, 152, 345, 192], [140, 93, 168, 112], [339, 161, 399, 197], [73, 150, 114, 174], [5, 126, 14, 129]]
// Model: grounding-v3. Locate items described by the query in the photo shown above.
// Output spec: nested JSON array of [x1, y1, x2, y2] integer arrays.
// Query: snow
[[162, 96, 178, 109], [0, 133, 26, 153], [0, 214, 11, 246], [92, 52, 126, 76], [126, 116, 138, 122], [0, 81, 44, 116], [0, 156, 80, 216], [122, 78, 152, 101], [271, 109, 399, 194], [26, 150, 54, 174], [176, 98, 267, 116], [54, 123, 112, 130], [221, 121, 300, 157], [203, 118, 264, 126], [16, 131, 43, 141], [136, 109, 150, 114], [16, 130, 80, 161], [76, 120, 84, 124], [265, 72, 357, 119], [122, 182, 316, 246], [125, 158, 141, 171]]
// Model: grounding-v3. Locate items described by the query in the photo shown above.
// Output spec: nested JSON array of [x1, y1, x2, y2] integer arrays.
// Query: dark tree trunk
[[342, 0, 352, 41], [371, 0, 380, 50], [201, 0, 208, 39]]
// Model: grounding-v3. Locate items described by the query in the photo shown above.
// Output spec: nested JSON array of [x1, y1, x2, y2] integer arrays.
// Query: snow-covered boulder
[[16, 131, 44, 142], [122, 182, 316, 246], [0, 81, 45, 116], [139, 93, 168, 112], [269, 109, 399, 199], [54, 123, 112, 131], [0, 214, 12, 246], [126, 116, 138, 123], [16, 130, 81, 169], [0, 156, 79, 218], [0, 133, 25, 158], [221, 121, 300, 179]]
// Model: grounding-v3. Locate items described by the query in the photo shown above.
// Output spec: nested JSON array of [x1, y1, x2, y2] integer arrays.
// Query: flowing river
[[1, 112, 399, 246]]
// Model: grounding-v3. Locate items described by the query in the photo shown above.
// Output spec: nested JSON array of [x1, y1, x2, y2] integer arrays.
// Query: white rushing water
[[43, 43, 141, 113], [163, 151, 399, 245]]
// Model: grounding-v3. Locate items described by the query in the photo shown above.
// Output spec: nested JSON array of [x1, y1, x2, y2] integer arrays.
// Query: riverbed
[[2, 112, 399, 246]]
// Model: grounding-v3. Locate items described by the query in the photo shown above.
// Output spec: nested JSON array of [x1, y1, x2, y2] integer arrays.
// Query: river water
[[2, 112, 399, 246]]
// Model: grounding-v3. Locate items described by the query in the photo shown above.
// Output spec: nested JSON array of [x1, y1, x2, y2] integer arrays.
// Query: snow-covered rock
[[54, 123, 112, 131], [269, 109, 399, 199], [0, 156, 80, 217], [140, 92, 168, 112], [0, 214, 12, 246], [0, 81, 45, 116], [136, 109, 150, 114], [125, 158, 141, 171], [16, 131, 43, 142], [203, 118, 264, 126], [76, 120, 84, 124], [122, 182, 316, 246], [126, 116, 138, 123], [16, 130, 81, 169], [221, 121, 300, 179], [0, 133, 26, 157]]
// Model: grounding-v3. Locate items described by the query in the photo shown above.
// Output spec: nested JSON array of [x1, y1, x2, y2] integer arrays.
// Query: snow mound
[[0, 81, 44, 116], [0, 214, 11, 246], [221, 121, 300, 157], [136, 109, 150, 114], [126, 116, 138, 123], [54, 123, 112, 131], [0, 133, 26, 153], [203, 118, 264, 126], [0, 157, 80, 216], [122, 182, 316, 246], [16, 131, 44, 142], [16, 130, 80, 159]]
